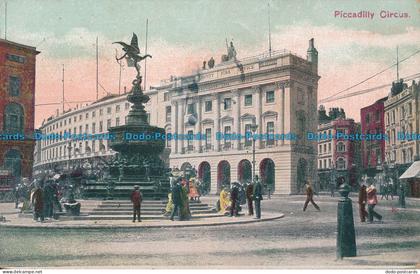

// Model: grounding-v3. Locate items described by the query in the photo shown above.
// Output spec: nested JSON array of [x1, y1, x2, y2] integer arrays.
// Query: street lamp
[[250, 122, 258, 180], [67, 141, 72, 171]]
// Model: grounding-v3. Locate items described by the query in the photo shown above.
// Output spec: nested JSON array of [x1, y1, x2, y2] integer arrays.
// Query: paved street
[[0, 195, 419, 268]]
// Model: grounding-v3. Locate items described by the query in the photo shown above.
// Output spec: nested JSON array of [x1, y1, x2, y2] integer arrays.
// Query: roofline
[[0, 38, 40, 54]]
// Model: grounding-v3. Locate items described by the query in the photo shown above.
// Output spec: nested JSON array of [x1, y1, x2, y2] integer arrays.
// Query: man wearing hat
[[130, 185, 143, 222]]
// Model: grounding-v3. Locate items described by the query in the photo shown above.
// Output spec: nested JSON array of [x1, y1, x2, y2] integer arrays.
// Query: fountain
[[84, 33, 169, 199]]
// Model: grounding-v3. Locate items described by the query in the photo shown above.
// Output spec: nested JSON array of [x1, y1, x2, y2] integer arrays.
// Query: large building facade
[[0, 39, 39, 180], [384, 80, 420, 165], [34, 39, 320, 194], [166, 40, 319, 194]]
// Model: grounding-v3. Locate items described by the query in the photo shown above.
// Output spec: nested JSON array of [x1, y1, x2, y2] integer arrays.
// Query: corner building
[[164, 39, 320, 194], [0, 39, 39, 180]]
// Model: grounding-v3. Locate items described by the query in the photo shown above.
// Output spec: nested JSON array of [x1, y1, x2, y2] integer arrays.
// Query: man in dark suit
[[303, 181, 320, 211], [229, 183, 239, 217], [358, 184, 368, 222], [246, 181, 254, 216], [130, 185, 143, 222], [253, 175, 263, 219], [170, 179, 182, 221]]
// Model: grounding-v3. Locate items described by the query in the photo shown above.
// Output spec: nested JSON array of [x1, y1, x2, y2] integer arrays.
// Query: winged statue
[[113, 33, 152, 77]]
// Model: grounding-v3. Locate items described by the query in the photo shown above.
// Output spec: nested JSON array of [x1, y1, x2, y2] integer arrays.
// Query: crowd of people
[[217, 175, 263, 219], [11, 174, 83, 222]]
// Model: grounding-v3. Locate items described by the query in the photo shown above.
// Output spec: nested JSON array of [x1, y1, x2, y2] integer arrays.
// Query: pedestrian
[[329, 181, 335, 197], [358, 183, 368, 222], [253, 175, 263, 219], [14, 183, 20, 209], [229, 183, 239, 217], [246, 181, 254, 216], [43, 180, 55, 219], [31, 182, 44, 222], [130, 185, 143, 222], [170, 179, 182, 221], [367, 182, 383, 223], [303, 181, 320, 211]]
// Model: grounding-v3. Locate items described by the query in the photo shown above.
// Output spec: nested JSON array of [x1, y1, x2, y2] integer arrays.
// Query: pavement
[[0, 194, 419, 268], [0, 197, 284, 229]]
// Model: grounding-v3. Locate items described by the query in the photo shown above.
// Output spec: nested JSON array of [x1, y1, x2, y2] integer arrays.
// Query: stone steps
[[68, 213, 222, 221], [77, 199, 218, 221], [86, 209, 216, 215]]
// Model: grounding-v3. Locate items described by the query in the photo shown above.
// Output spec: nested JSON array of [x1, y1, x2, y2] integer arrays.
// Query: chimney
[[307, 38, 318, 74]]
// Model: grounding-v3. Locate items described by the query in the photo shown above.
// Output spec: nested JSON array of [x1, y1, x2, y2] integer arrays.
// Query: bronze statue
[[114, 33, 152, 77]]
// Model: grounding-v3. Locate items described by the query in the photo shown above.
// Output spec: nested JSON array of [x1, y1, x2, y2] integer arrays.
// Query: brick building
[[317, 107, 359, 188], [0, 39, 39, 180], [360, 97, 387, 171]]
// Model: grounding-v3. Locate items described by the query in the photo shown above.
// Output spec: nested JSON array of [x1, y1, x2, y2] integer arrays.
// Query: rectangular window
[[85, 124, 89, 132], [107, 107, 112, 114], [86, 113, 89, 119], [244, 94, 253, 106], [107, 119, 111, 129], [79, 126, 82, 134], [99, 121, 103, 132], [245, 124, 252, 147], [224, 98, 232, 110], [205, 100, 212, 112], [92, 122, 96, 134], [9, 76, 21, 96], [224, 126, 231, 148], [266, 90, 275, 103], [266, 121, 275, 145], [205, 128, 212, 148], [116, 117, 120, 126], [125, 103, 130, 110], [164, 92, 170, 102], [79, 114, 83, 121], [6, 54, 25, 63], [166, 106, 171, 122], [187, 103, 195, 114], [92, 111, 96, 118], [100, 109, 103, 116], [116, 105, 120, 113], [187, 130, 194, 150]]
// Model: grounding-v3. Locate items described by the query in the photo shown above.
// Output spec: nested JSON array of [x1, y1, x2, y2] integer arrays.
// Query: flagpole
[[96, 37, 99, 100]]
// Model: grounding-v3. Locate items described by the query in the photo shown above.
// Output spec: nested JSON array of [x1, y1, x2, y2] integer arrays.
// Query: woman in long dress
[[219, 188, 231, 215], [180, 185, 191, 220]]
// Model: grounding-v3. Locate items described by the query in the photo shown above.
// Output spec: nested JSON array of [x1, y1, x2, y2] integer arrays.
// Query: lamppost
[[67, 141, 72, 171], [250, 122, 258, 180]]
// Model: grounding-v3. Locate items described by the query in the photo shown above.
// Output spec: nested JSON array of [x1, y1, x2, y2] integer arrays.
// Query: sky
[[2, 0, 420, 127]]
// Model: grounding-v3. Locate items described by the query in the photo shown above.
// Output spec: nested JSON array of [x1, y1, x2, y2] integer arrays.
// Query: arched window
[[337, 142, 346, 152], [336, 158, 346, 170], [4, 103, 24, 134]]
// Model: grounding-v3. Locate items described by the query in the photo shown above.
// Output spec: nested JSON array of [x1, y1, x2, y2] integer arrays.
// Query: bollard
[[398, 182, 406, 208], [336, 182, 357, 259]]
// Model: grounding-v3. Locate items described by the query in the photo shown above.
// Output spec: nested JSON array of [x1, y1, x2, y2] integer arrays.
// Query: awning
[[399, 161, 420, 180]]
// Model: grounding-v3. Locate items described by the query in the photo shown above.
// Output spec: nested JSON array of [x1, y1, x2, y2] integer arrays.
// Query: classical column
[[254, 86, 262, 148], [177, 100, 185, 154], [196, 96, 202, 152], [233, 89, 241, 150], [172, 101, 178, 154], [215, 94, 221, 152], [278, 82, 286, 145], [283, 81, 291, 145]]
